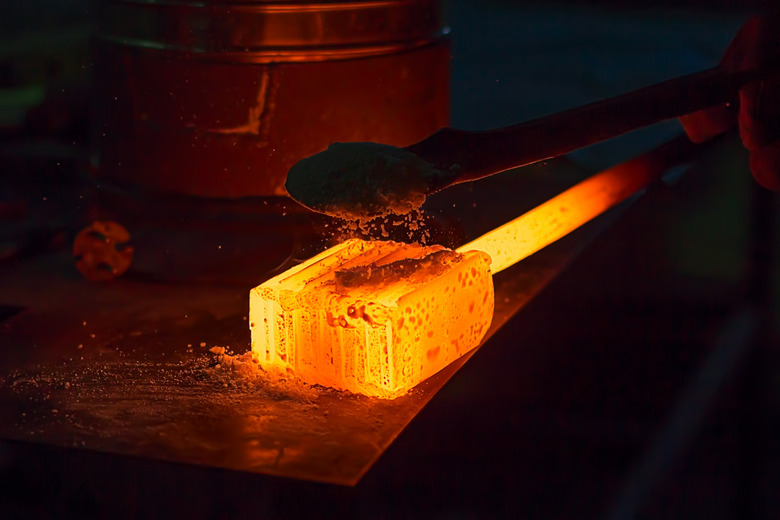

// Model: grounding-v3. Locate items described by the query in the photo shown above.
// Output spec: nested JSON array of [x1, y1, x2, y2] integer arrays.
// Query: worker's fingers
[[679, 105, 736, 143], [681, 11, 780, 192], [719, 12, 780, 74], [749, 142, 780, 192], [681, 12, 780, 146], [726, 12, 780, 191], [722, 12, 780, 150], [739, 79, 780, 151]]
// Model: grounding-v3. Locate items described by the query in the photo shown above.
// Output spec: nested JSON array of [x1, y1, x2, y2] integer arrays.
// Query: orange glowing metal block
[[249, 238, 494, 399]]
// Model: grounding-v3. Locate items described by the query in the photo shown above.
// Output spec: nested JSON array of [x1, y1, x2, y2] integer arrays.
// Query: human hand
[[679, 12, 780, 191]]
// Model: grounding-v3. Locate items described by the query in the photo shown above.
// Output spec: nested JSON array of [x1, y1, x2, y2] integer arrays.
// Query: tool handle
[[409, 66, 763, 185]]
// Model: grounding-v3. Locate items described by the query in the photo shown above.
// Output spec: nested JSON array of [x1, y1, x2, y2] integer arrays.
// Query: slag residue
[[285, 142, 445, 222]]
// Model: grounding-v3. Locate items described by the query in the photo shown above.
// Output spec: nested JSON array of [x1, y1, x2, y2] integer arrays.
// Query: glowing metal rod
[[458, 136, 701, 274]]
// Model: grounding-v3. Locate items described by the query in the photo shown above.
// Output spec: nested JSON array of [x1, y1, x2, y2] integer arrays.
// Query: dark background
[[1, 1, 779, 518]]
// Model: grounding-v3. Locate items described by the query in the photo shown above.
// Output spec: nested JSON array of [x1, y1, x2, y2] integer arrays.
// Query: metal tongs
[[286, 65, 772, 218], [410, 65, 767, 185]]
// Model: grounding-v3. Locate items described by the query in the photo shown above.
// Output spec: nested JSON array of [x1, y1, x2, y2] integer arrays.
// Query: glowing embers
[[249, 239, 494, 399]]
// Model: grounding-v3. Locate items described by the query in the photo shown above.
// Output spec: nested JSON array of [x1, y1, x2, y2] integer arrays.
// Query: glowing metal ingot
[[249, 239, 494, 399]]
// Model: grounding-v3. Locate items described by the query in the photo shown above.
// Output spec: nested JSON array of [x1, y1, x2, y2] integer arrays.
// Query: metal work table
[[0, 152, 613, 487]]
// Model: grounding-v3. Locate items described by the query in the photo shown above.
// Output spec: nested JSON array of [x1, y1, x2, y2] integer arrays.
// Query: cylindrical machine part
[[90, 0, 450, 198]]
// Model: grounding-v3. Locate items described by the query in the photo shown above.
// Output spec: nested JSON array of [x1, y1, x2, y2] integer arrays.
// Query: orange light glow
[[458, 155, 664, 273], [249, 239, 494, 399]]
